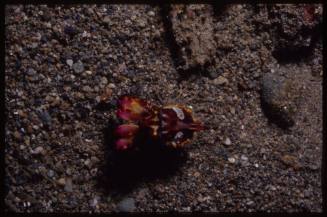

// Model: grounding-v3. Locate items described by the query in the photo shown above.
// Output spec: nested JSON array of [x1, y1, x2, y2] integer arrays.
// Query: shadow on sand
[[96, 118, 187, 196]]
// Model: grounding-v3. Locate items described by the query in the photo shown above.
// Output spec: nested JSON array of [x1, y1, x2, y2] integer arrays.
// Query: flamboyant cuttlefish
[[114, 96, 205, 151]]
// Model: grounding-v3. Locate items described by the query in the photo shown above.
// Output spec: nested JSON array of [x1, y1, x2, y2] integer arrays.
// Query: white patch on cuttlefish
[[161, 113, 168, 118], [172, 107, 185, 120], [174, 131, 184, 140]]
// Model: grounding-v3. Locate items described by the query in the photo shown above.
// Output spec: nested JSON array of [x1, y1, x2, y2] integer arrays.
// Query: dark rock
[[261, 72, 302, 129], [38, 110, 52, 126], [15, 59, 21, 70], [207, 68, 219, 79], [40, 35, 48, 44], [64, 25, 79, 37], [72, 61, 84, 73], [34, 98, 44, 107]]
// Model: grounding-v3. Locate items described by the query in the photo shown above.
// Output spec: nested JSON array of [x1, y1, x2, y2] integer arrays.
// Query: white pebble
[[148, 11, 155, 16], [85, 70, 92, 75], [31, 146, 44, 155], [224, 138, 232, 146], [241, 155, 248, 161], [108, 83, 116, 88], [66, 59, 73, 67], [228, 157, 236, 164]]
